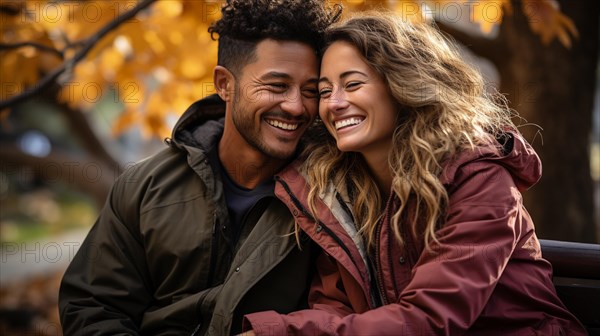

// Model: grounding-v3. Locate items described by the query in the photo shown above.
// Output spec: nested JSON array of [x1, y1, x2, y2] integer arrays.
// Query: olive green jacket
[[59, 95, 315, 335]]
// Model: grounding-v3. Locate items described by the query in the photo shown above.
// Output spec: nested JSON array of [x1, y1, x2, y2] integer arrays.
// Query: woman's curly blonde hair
[[300, 11, 517, 251]]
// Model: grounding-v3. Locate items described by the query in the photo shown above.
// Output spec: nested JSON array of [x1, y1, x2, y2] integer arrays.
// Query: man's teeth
[[335, 117, 363, 130], [266, 119, 299, 130]]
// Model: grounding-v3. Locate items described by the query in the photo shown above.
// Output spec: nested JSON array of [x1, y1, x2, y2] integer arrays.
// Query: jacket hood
[[440, 131, 542, 191], [171, 94, 226, 148]]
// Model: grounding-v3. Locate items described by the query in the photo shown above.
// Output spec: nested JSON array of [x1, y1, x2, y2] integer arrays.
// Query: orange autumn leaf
[[521, 0, 578, 48], [470, 0, 512, 34], [112, 107, 140, 136], [333, 0, 390, 13], [141, 93, 170, 138], [0, 0, 582, 139]]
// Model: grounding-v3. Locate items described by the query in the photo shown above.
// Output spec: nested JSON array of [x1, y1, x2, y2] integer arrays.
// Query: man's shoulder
[[110, 145, 215, 215], [119, 146, 188, 182], [112, 145, 205, 200]]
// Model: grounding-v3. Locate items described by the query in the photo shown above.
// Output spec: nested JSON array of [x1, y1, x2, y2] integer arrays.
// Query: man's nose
[[280, 89, 305, 117]]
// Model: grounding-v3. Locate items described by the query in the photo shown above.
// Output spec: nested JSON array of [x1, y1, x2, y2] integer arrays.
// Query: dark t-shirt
[[211, 149, 275, 245]]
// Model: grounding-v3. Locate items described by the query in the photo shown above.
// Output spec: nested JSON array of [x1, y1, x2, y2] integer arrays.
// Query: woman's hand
[[237, 331, 256, 336]]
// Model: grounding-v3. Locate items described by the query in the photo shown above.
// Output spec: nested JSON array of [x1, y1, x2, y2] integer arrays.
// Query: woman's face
[[318, 41, 398, 158]]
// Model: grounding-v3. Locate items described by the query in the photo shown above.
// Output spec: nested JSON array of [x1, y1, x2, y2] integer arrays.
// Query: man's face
[[228, 39, 319, 160]]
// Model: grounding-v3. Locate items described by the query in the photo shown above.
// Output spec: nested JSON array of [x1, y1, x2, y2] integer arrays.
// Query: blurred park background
[[0, 0, 598, 334]]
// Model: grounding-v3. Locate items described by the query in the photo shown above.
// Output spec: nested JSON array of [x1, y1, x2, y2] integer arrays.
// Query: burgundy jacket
[[244, 133, 586, 335]]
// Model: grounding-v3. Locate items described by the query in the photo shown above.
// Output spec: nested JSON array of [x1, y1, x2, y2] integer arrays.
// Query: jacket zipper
[[336, 190, 386, 308], [234, 197, 271, 251], [207, 211, 219, 285], [386, 200, 399, 298], [190, 212, 220, 336], [373, 220, 389, 305], [275, 176, 360, 271], [374, 194, 401, 305]]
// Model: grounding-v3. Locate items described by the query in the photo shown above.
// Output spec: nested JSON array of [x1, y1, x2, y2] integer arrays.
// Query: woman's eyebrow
[[319, 70, 368, 84]]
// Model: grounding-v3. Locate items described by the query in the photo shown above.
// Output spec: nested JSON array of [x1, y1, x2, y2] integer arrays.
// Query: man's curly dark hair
[[208, 0, 342, 77]]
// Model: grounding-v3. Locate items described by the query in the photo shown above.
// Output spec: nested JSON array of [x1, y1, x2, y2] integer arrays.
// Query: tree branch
[[0, 0, 158, 110], [435, 21, 502, 66], [0, 2, 21, 16], [0, 42, 64, 58]]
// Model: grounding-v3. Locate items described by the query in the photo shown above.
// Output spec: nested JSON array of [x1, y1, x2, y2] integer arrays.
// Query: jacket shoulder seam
[[140, 193, 208, 215]]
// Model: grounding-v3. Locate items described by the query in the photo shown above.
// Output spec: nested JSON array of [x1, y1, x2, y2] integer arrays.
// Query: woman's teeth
[[335, 117, 364, 130]]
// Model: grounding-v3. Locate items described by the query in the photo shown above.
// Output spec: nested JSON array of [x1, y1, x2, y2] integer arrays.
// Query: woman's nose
[[324, 87, 350, 113]]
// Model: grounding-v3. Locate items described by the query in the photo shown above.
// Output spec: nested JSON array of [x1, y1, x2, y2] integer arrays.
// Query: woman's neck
[[362, 150, 393, 197]]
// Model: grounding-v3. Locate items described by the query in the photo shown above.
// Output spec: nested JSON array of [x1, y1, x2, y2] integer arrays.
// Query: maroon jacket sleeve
[[244, 162, 525, 335]]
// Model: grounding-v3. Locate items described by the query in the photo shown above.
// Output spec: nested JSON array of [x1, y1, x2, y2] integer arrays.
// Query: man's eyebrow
[[319, 70, 368, 84], [259, 72, 318, 84], [259, 72, 292, 81]]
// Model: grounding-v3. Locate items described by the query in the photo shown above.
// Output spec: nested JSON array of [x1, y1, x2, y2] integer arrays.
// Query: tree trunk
[[495, 0, 599, 242], [0, 145, 114, 207]]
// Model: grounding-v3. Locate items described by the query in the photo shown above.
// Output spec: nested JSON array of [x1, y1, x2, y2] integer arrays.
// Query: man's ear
[[214, 65, 234, 102]]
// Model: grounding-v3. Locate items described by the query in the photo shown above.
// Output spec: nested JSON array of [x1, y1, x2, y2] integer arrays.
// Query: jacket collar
[[439, 131, 542, 191], [171, 94, 226, 150], [275, 163, 376, 306]]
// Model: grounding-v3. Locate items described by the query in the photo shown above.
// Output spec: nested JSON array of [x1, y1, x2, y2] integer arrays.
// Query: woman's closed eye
[[319, 87, 333, 98], [345, 81, 363, 90]]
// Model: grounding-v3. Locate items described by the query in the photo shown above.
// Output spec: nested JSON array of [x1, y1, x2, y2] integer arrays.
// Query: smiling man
[[216, 39, 320, 186], [58, 1, 341, 335]]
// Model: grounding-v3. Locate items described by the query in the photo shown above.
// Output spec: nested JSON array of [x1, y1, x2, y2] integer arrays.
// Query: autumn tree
[[1, 0, 597, 241], [1, 0, 220, 205], [437, 0, 599, 242]]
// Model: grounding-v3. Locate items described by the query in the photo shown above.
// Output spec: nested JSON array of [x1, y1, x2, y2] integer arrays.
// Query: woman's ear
[[214, 65, 234, 101]]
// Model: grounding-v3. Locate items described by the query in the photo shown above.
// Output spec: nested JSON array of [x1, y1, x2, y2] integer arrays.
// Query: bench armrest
[[539, 239, 600, 279]]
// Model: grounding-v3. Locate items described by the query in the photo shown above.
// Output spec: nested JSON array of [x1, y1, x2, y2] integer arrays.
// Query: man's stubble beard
[[231, 84, 296, 160]]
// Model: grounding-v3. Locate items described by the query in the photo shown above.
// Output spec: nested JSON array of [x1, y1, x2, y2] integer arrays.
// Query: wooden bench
[[540, 239, 600, 335]]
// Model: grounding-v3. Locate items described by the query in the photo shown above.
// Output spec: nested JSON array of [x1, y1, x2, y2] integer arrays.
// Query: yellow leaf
[[118, 80, 145, 108], [112, 107, 139, 136], [143, 113, 170, 139], [59, 59, 104, 110], [8, 52, 40, 87], [185, 0, 221, 23], [169, 31, 184, 46], [334, 0, 388, 12], [522, 0, 578, 48], [141, 94, 170, 138], [179, 57, 207, 80], [471, 0, 510, 35], [100, 48, 125, 80], [0, 53, 24, 100], [144, 30, 165, 55], [1, 52, 18, 86], [154, 0, 183, 18]]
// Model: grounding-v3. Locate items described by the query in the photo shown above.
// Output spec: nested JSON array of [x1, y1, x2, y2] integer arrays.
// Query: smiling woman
[[242, 10, 588, 336], [318, 41, 398, 177]]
